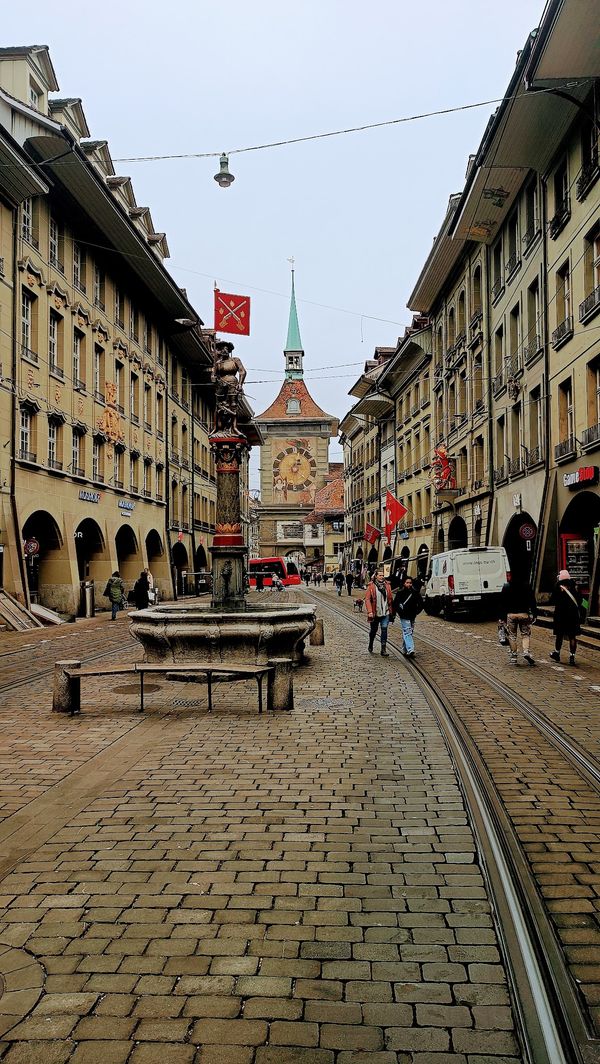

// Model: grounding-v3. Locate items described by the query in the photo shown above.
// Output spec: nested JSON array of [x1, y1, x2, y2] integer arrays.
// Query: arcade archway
[[172, 540, 189, 595], [559, 490, 600, 613], [417, 544, 430, 580], [22, 510, 66, 610], [146, 528, 170, 589], [448, 515, 468, 550], [75, 518, 107, 580], [503, 512, 537, 582], [115, 524, 140, 584]]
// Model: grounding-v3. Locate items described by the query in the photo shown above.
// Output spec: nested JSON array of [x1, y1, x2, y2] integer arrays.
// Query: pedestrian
[[550, 569, 582, 666], [145, 567, 156, 604], [345, 571, 354, 596], [255, 571, 264, 593], [322, 572, 329, 587], [104, 570, 125, 621], [499, 575, 537, 665], [272, 573, 284, 592], [133, 569, 150, 611], [316, 573, 322, 587], [334, 570, 344, 596], [304, 570, 310, 587], [365, 567, 394, 656], [393, 575, 423, 658]]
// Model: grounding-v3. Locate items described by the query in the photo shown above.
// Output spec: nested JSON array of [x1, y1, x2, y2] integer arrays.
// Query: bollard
[[267, 658, 294, 712], [52, 660, 81, 715], [309, 618, 324, 646]]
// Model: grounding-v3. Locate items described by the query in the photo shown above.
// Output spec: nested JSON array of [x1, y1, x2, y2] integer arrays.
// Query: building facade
[[256, 273, 338, 565]]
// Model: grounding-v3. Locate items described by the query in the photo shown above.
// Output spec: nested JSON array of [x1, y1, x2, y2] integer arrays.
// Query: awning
[[526, 0, 600, 84], [352, 393, 394, 420], [0, 130, 48, 204]]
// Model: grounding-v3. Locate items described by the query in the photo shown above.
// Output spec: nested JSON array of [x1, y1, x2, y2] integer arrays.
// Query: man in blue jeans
[[393, 575, 424, 657]]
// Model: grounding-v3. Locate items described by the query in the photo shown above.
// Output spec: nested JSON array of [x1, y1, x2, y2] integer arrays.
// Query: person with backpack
[[499, 575, 538, 666], [392, 575, 424, 658], [104, 571, 125, 620], [550, 569, 583, 666]]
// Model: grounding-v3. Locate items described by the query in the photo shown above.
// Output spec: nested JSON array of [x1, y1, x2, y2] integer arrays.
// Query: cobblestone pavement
[[0, 605, 523, 1062]]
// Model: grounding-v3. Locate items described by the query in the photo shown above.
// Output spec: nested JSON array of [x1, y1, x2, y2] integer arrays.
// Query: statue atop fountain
[[210, 341, 249, 610]]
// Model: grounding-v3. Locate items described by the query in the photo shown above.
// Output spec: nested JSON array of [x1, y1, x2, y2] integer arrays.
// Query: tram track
[[305, 588, 600, 1064], [0, 628, 139, 697]]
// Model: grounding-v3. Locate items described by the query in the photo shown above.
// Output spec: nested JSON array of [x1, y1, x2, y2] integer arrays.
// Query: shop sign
[[79, 489, 101, 504], [519, 523, 536, 541], [563, 465, 599, 490], [512, 493, 521, 509], [118, 500, 135, 512], [24, 538, 39, 556]]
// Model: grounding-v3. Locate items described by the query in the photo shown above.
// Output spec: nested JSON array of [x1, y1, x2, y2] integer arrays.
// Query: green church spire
[[284, 266, 304, 379]]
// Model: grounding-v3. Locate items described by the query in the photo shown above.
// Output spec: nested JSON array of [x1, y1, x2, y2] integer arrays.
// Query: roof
[[303, 477, 344, 523], [0, 46, 59, 91], [255, 377, 337, 428], [0, 125, 49, 205], [407, 194, 464, 313], [285, 270, 303, 352]]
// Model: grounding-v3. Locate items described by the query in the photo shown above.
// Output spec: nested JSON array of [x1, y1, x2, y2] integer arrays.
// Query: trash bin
[[80, 579, 95, 618]]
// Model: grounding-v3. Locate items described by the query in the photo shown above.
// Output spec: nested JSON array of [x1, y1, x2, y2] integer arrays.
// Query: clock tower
[[255, 270, 338, 566]]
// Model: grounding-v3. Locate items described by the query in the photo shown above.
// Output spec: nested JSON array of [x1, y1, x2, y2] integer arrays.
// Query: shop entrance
[[503, 512, 537, 582], [21, 510, 65, 610], [172, 540, 189, 595], [115, 524, 140, 585], [448, 515, 468, 550], [559, 490, 600, 613]]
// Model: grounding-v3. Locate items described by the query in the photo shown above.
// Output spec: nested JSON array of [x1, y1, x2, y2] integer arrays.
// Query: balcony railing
[[22, 347, 38, 363], [130, 483, 139, 494], [116, 316, 125, 329], [181, 397, 190, 411], [522, 223, 540, 253], [492, 368, 504, 393], [505, 353, 522, 378], [131, 413, 140, 426], [144, 420, 152, 432], [73, 466, 84, 478], [549, 196, 571, 239], [156, 492, 163, 501], [48, 459, 63, 471], [555, 436, 576, 462], [94, 473, 105, 483], [470, 309, 483, 330], [505, 251, 521, 278], [579, 284, 600, 324], [581, 422, 600, 449], [527, 445, 543, 467], [74, 378, 86, 392], [117, 403, 125, 415], [171, 451, 180, 464], [49, 254, 64, 272], [494, 465, 506, 483], [130, 331, 139, 344], [551, 316, 573, 349], [508, 456, 523, 477], [74, 280, 86, 295], [114, 479, 124, 489], [474, 398, 485, 415], [182, 456, 190, 469], [523, 335, 542, 364], [472, 478, 484, 492], [143, 489, 152, 498], [411, 404, 419, 417], [576, 151, 600, 201], [49, 364, 65, 379], [157, 429, 164, 440], [492, 277, 504, 302], [94, 297, 106, 312], [18, 449, 37, 462], [93, 390, 105, 403]]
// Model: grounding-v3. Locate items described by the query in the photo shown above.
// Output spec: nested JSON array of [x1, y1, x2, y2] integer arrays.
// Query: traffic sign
[[519, 523, 536, 541], [24, 538, 40, 556]]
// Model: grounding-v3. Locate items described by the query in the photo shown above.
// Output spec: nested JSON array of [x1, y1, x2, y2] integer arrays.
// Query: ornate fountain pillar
[[209, 429, 249, 610]]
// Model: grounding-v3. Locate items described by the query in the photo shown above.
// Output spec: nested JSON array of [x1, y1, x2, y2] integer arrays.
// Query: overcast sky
[[6, 0, 544, 486]]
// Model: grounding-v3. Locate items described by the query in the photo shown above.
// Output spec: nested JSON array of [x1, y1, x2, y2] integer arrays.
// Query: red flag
[[384, 490, 407, 541], [364, 523, 381, 545], [214, 289, 251, 336]]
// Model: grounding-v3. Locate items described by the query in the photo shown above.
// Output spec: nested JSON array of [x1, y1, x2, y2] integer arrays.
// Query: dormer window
[[287, 398, 300, 414], [29, 82, 41, 110]]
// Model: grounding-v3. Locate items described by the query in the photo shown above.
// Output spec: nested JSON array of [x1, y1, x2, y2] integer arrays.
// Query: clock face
[[273, 445, 316, 492]]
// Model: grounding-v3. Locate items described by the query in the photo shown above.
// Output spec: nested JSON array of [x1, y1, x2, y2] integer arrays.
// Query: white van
[[424, 547, 510, 617]]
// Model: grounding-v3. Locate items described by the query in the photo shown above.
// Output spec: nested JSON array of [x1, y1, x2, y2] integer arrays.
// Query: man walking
[[104, 570, 125, 621], [393, 575, 423, 658], [365, 568, 394, 656], [499, 575, 537, 665], [333, 570, 344, 596], [345, 570, 354, 596]]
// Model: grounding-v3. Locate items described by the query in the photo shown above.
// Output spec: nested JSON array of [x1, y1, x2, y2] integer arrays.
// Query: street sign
[[24, 538, 39, 556], [519, 523, 536, 541]]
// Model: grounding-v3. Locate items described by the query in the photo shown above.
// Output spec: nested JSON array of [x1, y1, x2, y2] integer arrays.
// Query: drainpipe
[[532, 174, 553, 595], [164, 357, 176, 600], [9, 206, 29, 607], [484, 245, 495, 548], [190, 383, 197, 588]]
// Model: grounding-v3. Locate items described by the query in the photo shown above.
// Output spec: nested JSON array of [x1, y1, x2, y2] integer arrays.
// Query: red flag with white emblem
[[384, 490, 407, 541], [364, 523, 381, 545], [214, 289, 251, 336]]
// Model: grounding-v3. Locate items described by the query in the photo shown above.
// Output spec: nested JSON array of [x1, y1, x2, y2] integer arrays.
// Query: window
[[529, 387, 543, 462], [143, 318, 152, 353], [156, 466, 163, 499], [524, 180, 538, 247], [19, 407, 32, 459], [526, 280, 541, 358], [559, 378, 574, 442], [129, 304, 138, 342], [130, 373, 139, 422], [93, 265, 105, 310], [49, 216, 63, 270], [156, 391, 164, 437], [171, 360, 178, 397], [72, 430, 83, 476], [447, 307, 456, 347], [113, 448, 122, 487], [506, 212, 520, 275], [492, 239, 503, 298], [48, 419, 62, 469], [181, 368, 189, 407], [286, 398, 300, 414], [115, 288, 124, 327], [73, 329, 85, 388], [29, 83, 40, 110], [48, 311, 62, 374], [581, 225, 600, 322], [586, 360, 600, 431], [21, 289, 36, 359], [21, 198, 33, 243], [457, 291, 465, 336], [144, 383, 151, 428], [130, 455, 138, 491], [494, 325, 504, 375], [143, 461, 150, 495], [93, 345, 104, 399], [93, 438, 103, 481], [115, 360, 124, 410], [509, 303, 521, 368], [472, 266, 482, 316], [73, 244, 85, 292], [550, 159, 570, 237], [495, 416, 506, 476]]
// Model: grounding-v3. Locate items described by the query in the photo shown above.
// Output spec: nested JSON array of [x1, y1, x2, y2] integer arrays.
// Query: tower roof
[[285, 270, 303, 352]]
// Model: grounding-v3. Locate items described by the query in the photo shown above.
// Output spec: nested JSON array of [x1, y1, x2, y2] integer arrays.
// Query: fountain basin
[[129, 601, 317, 667]]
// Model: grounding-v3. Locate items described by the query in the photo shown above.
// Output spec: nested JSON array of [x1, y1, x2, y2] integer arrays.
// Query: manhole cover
[[113, 683, 162, 694]]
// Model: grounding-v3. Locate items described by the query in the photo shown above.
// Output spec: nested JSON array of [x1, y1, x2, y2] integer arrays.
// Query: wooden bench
[[52, 659, 293, 716]]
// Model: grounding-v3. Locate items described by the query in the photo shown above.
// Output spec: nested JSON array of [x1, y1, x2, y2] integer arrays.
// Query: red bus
[[248, 557, 301, 588]]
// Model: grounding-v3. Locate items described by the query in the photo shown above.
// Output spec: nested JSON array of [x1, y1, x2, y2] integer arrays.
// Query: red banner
[[364, 523, 381, 545], [384, 490, 407, 541], [214, 290, 251, 335]]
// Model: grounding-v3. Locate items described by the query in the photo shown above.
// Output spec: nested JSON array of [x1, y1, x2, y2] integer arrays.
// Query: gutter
[[9, 207, 28, 607]]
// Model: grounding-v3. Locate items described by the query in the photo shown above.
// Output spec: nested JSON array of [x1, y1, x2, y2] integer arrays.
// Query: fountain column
[[209, 430, 249, 611]]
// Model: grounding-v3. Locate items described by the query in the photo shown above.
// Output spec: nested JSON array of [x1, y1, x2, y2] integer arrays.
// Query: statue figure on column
[[212, 340, 247, 433]]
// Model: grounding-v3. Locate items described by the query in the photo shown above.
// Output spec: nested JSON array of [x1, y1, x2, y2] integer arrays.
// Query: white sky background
[[5, 0, 544, 488]]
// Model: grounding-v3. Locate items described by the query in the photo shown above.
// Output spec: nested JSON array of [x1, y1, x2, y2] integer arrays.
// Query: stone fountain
[[129, 341, 316, 671]]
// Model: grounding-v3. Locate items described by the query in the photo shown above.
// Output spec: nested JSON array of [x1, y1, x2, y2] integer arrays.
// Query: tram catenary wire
[[305, 588, 595, 1064]]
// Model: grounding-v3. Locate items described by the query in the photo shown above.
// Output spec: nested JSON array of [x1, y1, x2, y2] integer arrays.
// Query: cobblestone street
[[0, 604, 525, 1063]]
